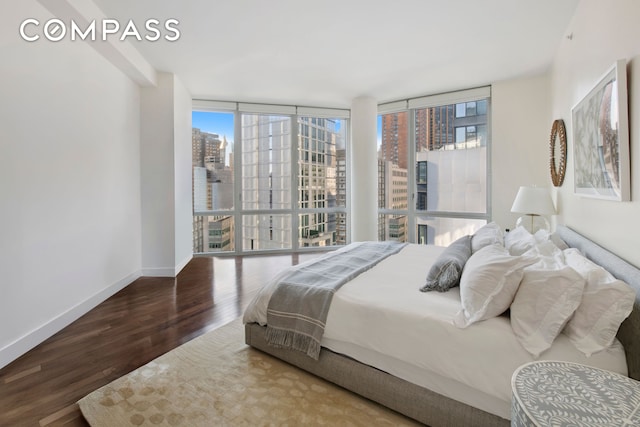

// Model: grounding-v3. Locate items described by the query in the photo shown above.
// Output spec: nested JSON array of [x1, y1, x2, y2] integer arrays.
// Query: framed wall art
[[571, 59, 630, 201]]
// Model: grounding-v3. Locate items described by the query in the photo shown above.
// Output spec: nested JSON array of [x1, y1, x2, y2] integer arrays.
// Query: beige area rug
[[78, 319, 421, 426]]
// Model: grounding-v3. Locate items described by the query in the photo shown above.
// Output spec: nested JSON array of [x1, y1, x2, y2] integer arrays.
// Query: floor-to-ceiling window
[[192, 101, 349, 255], [377, 87, 491, 246], [297, 116, 348, 248], [241, 113, 293, 251], [192, 110, 235, 253]]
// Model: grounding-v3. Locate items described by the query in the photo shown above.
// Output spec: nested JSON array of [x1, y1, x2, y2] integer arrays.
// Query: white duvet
[[244, 244, 628, 419]]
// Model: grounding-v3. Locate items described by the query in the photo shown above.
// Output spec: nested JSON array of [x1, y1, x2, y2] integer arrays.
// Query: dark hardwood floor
[[0, 253, 321, 427]]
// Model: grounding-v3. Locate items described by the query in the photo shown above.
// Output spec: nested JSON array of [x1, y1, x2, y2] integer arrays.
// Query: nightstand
[[511, 360, 640, 426]]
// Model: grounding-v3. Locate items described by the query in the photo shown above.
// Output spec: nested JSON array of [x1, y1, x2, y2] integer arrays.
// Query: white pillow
[[563, 249, 636, 356], [533, 228, 550, 242], [471, 222, 504, 253], [511, 266, 585, 357], [505, 226, 536, 256], [506, 228, 569, 257], [522, 240, 566, 269], [454, 244, 535, 328], [563, 248, 615, 283], [540, 230, 570, 250]]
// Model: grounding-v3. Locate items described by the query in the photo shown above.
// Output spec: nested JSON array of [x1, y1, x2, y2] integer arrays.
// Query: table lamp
[[510, 186, 556, 233]]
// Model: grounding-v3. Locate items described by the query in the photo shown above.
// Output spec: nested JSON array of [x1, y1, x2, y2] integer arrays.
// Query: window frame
[[192, 100, 351, 256], [377, 87, 492, 244]]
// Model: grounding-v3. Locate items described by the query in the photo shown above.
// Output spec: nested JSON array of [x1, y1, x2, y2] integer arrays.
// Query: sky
[[193, 110, 383, 149], [192, 111, 235, 141]]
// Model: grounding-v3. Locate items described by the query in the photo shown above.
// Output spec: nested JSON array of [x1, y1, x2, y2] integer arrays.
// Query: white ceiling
[[91, 0, 579, 108]]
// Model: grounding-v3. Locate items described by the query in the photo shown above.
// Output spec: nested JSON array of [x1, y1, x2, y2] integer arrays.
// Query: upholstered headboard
[[556, 225, 640, 380]]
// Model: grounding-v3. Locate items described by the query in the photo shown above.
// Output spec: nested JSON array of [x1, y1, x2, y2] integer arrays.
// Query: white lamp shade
[[511, 186, 556, 216]]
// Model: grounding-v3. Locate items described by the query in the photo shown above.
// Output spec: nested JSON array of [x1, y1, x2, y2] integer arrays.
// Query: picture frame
[[571, 59, 630, 201]]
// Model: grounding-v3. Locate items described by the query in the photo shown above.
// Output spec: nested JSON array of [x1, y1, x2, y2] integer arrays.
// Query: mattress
[[244, 243, 628, 419]]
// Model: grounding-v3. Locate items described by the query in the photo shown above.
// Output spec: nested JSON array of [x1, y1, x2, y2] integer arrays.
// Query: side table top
[[511, 360, 640, 426]]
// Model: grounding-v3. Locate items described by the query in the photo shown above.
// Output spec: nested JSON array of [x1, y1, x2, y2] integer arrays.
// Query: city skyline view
[[192, 111, 234, 141], [193, 110, 371, 151], [192, 96, 489, 253], [192, 111, 347, 253]]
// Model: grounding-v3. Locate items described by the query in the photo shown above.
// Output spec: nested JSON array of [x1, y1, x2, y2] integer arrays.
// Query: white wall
[[0, 1, 142, 368], [491, 74, 552, 229], [550, 0, 640, 267], [173, 77, 194, 271], [140, 74, 176, 275], [350, 96, 378, 241], [140, 73, 193, 276]]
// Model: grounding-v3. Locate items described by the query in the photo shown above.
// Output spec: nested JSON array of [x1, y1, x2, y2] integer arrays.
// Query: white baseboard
[[141, 267, 177, 277], [141, 256, 193, 277], [175, 255, 193, 276], [0, 270, 142, 371]]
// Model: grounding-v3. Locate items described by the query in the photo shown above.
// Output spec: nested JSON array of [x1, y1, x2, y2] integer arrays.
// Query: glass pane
[[298, 212, 346, 247], [414, 99, 488, 213], [242, 214, 292, 251], [297, 118, 347, 209], [415, 147, 486, 212], [477, 99, 487, 115], [378, 112, 409, 210], [466, 101, 477, 116], [335, 212, 348, 246], [416, 216, 486, 246], [297, 116, 347, 248], [378, 214, 408, 242], [192, 111, 234, 211], [193, 215, 235, 253], [416, 105, 455, 151], [241, 114, 292, 210], [477, 124, 487, 147]]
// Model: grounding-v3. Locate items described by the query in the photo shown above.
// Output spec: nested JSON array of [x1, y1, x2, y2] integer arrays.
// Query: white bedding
[[244, 243, 628, 419]]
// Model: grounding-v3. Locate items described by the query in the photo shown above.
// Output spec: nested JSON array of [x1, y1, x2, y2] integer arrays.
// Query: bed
[[243, 225, 640, 426]]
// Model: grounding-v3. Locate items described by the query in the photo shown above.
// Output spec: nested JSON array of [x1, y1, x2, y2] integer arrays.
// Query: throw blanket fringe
[[265, 328, 321, 359], [266, 241, 407, 359]]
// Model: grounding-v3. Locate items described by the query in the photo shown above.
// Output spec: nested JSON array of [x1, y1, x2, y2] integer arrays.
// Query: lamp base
[[515, 214, 550, 234]]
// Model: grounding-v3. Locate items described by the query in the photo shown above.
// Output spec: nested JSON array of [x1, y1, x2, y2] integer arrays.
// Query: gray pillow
[[420, 235, 472, 292]]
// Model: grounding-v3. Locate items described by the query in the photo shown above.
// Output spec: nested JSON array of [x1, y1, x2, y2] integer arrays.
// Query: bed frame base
[[245, 322, 508, 427], [245, 226, 640, 426]]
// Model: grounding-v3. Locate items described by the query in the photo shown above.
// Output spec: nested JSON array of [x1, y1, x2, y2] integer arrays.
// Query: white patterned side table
[[511, 360, 640, 426]]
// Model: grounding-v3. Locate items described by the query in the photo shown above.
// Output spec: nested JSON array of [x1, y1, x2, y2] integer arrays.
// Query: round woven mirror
[[549, 119, 567, 187]]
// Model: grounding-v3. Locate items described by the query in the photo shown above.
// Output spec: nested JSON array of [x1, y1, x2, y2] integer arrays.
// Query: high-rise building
[[192, 128, 223, 167], [415, 105, 456, 151], [382, 105, 459, 164], [378, 160, 408, 242], [380, 112, 408, 169], [193, 167, 208, 212], [298, 117, 338, 247], [335, 149, 347, 245], [192, 128, 206, 168], [193, 116, 344, 252], [206, 215, 234, 251], [192, 215, 205, 253], [193, 128, 230, 210], [379, 101, 488, 243], [379, 100, 490, 245], [241, 115, 292, 251], [192, 128, 234, 252]]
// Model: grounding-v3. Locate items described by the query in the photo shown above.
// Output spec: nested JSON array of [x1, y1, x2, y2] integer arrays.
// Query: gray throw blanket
[[265, 241, 407, 359]]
